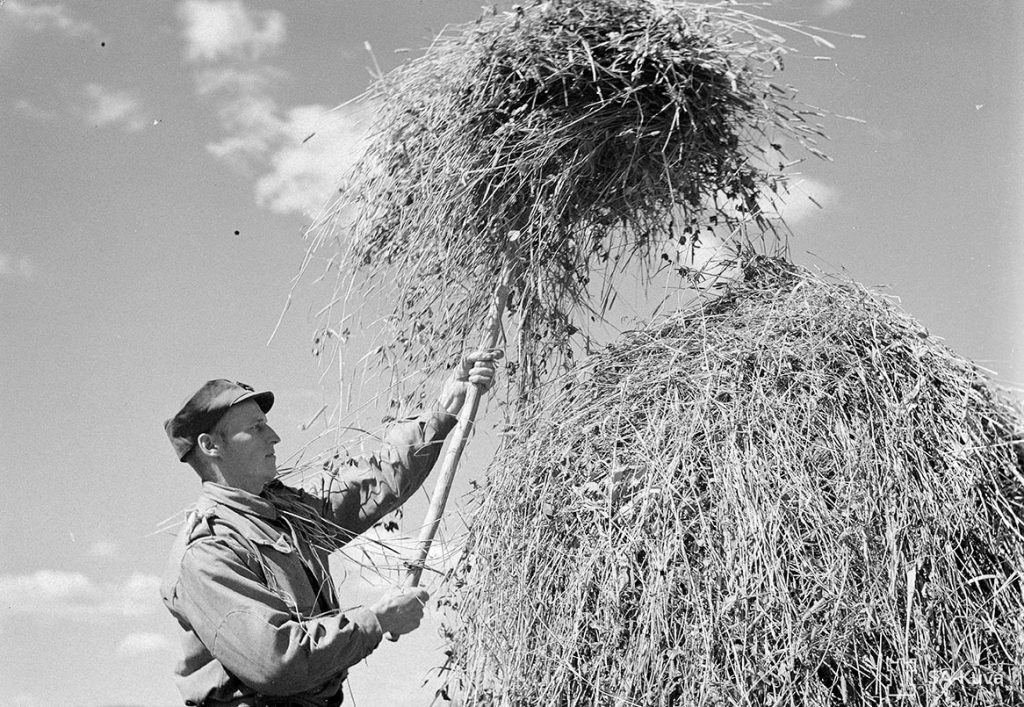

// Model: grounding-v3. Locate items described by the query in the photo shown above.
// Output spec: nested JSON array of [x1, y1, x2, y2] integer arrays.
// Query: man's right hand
[[437, 348, 504, 416], [370, 587, 430, 637]]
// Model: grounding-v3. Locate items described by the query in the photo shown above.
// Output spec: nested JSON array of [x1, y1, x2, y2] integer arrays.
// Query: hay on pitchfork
[[305, 0, 832, 402], [440, 256, 1024, 706]]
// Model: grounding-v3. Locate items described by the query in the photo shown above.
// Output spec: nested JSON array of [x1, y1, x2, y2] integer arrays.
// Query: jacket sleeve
[[322, 411, 457, 537], [173, 536, 383, 696]]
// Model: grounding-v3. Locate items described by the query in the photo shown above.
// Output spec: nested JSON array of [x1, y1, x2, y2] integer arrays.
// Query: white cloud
[[255, 102, 375, 216], [80, 83, 147, 132], [2, 0, 98, 37], [7, 569, 96, 601], [11, 693, 44, 707], [19, 86, 148, 134], [819, 0, 854, 16], [117, 631, 175, 657], [13, 98, 58, 122], [191, 65, 289, 167], [774, 177, 837, 225], [119, 573, 164, 617], [694, 176, 836, 233], [658, 176, 836, 294], [194, 64, 287, 100], [0, 570, 163, 620], [178, 0, 285, 62], [191, 63, 374, 215], [0, 252, 35, 281], [177, 1, 371, 217], [202, 86, 286, 165]]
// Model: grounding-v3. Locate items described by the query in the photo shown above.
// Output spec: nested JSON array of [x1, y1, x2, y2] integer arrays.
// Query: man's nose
[[266, 425, 281, 445]]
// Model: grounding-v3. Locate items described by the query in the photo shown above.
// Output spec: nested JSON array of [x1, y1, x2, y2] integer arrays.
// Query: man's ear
[[195, 432, 221, 458]]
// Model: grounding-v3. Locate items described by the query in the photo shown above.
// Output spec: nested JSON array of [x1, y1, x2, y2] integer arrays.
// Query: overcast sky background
[[1, 1, 1022, 706]]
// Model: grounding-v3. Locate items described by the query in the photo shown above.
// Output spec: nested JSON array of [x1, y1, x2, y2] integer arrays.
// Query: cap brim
[[235, 389, 274, 413]]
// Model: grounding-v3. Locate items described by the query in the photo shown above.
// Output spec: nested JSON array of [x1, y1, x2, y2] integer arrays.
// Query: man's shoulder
[[188, 502, 286, 552], [167, 510, 268, 591], [167, 503, 268, 568], [185, 507, 240, 545], [161, 508, 224, 604], [161, 511, 263, 610]]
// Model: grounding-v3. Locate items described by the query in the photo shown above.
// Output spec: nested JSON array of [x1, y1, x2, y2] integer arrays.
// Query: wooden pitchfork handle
[[385, 257, 511, 642], [404, 259, 512, 588]]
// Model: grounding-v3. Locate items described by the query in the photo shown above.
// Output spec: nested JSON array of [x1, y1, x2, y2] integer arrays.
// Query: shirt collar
[[198, 481, 279, 521]]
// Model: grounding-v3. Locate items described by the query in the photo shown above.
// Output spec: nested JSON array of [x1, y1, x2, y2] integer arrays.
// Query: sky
[[1, 1, 1022, 706]]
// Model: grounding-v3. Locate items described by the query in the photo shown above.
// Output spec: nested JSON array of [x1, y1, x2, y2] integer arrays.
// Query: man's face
[[211, 400, 280, 492]]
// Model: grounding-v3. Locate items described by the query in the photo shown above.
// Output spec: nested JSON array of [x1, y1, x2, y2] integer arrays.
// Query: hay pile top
[[307, 0, 828, 395], [443, 258, 1024, 705]]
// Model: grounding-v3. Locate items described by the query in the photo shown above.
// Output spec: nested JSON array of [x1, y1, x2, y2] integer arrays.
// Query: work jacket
[[160, 411, 456, 706]]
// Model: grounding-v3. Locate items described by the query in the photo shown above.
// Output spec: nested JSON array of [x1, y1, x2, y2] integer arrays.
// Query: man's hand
[[436, 348, 504, 416], [370, 587, 430, 637]]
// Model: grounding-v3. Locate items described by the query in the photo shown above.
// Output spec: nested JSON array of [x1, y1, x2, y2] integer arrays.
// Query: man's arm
[[321, 349, 502, 536], [320, 410, 455, 537]]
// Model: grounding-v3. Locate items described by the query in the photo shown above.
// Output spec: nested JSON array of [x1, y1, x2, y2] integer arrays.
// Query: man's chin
[[259, 464, 278, 486]]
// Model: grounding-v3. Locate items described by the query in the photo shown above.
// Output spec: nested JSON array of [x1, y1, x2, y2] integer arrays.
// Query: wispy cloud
[[178, 2, 370, 216], [178, 0, 285, 62], [196, 66, 289, 168], [13, 98, 59, 122], [774, 177, 837, 225], [11, 693, 44, 707], [818, 0, 855, 16], [79, 83, 147, 132], [2, 0, 98, 37], [255, 102, 374, 216], [117, 631, 175, 657], [696, 175, 836, 233], [0, 570, 162, 620], [0, 252, 35, 281]]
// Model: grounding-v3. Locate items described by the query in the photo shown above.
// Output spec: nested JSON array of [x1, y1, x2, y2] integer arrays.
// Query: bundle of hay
[[307, 0, 828, 395], [442, 257, 1024, 706]]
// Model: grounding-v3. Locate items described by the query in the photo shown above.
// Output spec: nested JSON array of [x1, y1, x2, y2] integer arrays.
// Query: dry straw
[[304, 0, 831, 399], [441, 257, 1024, 706]]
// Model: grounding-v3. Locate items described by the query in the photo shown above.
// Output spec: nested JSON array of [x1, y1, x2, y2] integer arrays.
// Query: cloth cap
[[164, 379, 274, 462]]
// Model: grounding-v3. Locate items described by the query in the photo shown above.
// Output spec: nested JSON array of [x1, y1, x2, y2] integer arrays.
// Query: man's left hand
[[437, 348, 504, 416]]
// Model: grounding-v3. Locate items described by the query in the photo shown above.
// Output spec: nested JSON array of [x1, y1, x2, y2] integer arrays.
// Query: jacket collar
[[198, 481, 279, 521]]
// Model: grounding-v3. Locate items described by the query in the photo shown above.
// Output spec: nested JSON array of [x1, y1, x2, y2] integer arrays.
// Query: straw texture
[[442, 257, 1024, 706], [306, 0, 827, 398]]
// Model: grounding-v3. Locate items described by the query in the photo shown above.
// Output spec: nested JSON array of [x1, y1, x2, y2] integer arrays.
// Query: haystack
[[442, 257, 1024, 706], [306, 0, 829, 397]]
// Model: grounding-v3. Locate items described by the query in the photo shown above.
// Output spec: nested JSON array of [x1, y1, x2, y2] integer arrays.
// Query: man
[[160, 350, 501, 706]]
